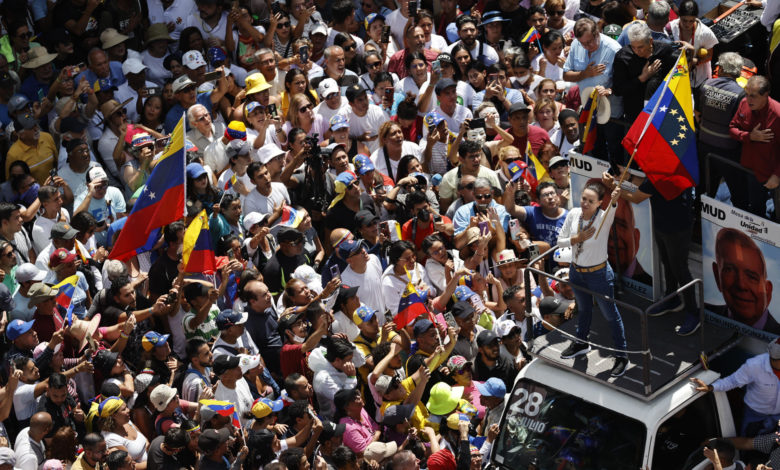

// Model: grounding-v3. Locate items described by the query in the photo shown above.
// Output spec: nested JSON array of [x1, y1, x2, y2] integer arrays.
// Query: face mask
[[292, 333, 306, 343], [517, 74, 531, 85], [417, 208, 430, 222]]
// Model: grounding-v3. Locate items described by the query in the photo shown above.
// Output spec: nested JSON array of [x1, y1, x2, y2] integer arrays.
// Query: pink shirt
[[340, 408, 379, 453]]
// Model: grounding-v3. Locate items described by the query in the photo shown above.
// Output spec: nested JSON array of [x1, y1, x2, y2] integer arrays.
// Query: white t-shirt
[[313, 98, 350, 125], [102, 423, 148, 463], [183, 11, 232, 47], [32, 210, 70, 254], [58, 164, 94, 206], [346, 104, 389, 154], [370, 141, 422, 182], [243, 183, 290, 216], [341, 254, 386, 319], [400, 74, 429, 100], [426, 34, 448, 52], [115, 80, 157, 123], [446, 40, 499, 66], [217, 168, 254, 202], [204, 138, 229, 175], [331, 310, 361, 341], [97, 128, 122, 179], [215, 378, 254, 429], [141, 50, 171, 87], [385, 9, 410, 48]]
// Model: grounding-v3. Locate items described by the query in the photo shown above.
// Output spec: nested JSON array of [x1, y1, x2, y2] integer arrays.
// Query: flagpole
[[182, 111, 187, 220], [594, 52, 683, 238]]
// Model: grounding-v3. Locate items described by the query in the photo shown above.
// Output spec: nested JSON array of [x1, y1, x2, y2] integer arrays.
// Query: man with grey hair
[[453, 174, 509, 237], [613, 21, 678, 122], [310, 45, 358, 90], [698, 52, 746, 201], [186, 104, 225, 161], [617, 1, 673, 47], [729, 75, 780, 220]]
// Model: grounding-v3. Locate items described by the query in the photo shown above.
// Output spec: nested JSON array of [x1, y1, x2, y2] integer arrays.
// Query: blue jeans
[[570, 263, 628, 357]]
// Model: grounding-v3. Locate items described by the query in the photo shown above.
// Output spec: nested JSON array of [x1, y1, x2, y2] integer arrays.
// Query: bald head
[[30, 412, 52, 438], [329, 228, 354, 249]]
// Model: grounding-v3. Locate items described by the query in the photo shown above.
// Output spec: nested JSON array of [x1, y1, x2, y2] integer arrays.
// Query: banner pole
[[593, 52, 683, 239]]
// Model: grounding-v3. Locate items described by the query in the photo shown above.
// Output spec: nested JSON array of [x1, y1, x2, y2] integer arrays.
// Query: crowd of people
[[0, 0, 779, 467]]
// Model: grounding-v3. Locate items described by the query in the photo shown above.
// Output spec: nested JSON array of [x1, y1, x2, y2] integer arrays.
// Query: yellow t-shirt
[[379, 376, 430, 431], [6, 132, 57, 184]]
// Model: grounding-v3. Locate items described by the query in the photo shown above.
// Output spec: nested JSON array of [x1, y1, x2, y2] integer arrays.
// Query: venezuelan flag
[[622, 53, 698, 200], [182, 210, 216, 273], [109, 114, 187, 261], [224, 174, 237, 190], [279, 206, 304, 227], [199, 399, 241, 428], [579, 87, 599, 154], [74, 243, 89, 265], [524, 141, 547, 190], [395, 281, 428, 329], [521, 28, 541, 43]]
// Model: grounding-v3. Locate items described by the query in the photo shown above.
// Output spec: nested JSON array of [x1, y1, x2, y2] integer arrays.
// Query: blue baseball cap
[[94, 77, 117, 92], [186, 162, 207, 179], [335, 171, 357, 186], [216, 309, 249, 330], [6, 318, 35, 341], [329, 114, 349, 131], [452, 285, 477, 303], [364, 12, 385, 30], [424, 110, 444, 128], [413, 318, 434, 337], [475, 377, 507, 397], [141, 331, 170, 351], [207, 47, 227, 66], [245, 101, 265, 115], [507, 161, 527, 182], [338, 239, 364, 259], [431, 174, 442, 186], [352, 304, 376, 325], [353, 154, 375, 175]]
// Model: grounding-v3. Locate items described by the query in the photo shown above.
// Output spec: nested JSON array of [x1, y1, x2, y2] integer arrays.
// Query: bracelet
[[120, 332, 130, 339]]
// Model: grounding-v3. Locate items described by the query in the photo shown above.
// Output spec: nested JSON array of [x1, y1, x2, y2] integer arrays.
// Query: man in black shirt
[[473, 330, 517, 391], [148, 221, 185, 301], [147, 428, 190, 470], [262, 227, 312, 296], [241, 280, 283, 376], [36, 372, 85, 438], [324, 171, 376, 237], [198, 428, 247, 470]]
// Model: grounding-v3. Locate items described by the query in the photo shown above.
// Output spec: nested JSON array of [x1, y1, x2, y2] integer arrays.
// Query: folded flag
[[521, 27, 541, 43], [524, 141, 547, 191], [395, 276, 429, 329], [579, 87, 599, 154]]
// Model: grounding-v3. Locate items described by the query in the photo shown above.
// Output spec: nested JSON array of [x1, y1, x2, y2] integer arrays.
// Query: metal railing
[[522, 244, 706, 396]]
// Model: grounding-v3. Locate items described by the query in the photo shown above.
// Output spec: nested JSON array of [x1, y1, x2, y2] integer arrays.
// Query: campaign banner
[[701, 196, 780, 340], [568, 152, 656, 299]]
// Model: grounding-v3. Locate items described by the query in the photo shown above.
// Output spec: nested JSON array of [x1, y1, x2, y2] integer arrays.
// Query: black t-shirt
[[149, 253, 180, 297], [324, 195, 376, 235], [638, 179, 694, 234], [54, 0, 101, 37], [262, 251, 312, 295], [147, 436, 184, 470]]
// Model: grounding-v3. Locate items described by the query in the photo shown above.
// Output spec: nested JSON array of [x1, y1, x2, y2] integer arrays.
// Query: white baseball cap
[[318, 78, 339, 98], [182, 50, 207, 69], [122, 58, 147, 75], [15, 263, 46, 283], [88, 166, 108, 183], [257, 144, 285, 165]]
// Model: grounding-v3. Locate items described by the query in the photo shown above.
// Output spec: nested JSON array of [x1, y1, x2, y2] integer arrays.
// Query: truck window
[[492, 379, 646, 469], [653, 393, 722, 470]]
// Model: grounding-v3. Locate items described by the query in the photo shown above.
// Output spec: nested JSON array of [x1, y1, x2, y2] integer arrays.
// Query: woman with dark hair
[[334, 32, 365, 75], [370, 71, 400, 115], [532, 31, 567, 83], [381, 240, 432, 315], [391, 97, 424, 144], [162, 51, 185, 80], [186, 162, 223, 216], [137, 95, 167, 134], [370, 121, 422, 182], [451, 43, 472, 82], [669, 0, 718, 88], [178, 27, 206, 57], [280, 68, 318, 118], [466, 61, 488, 94], [265, 11, 295, 61], [399, 51, 429, 97], [557, 182, 628, 377], [510, 50, 544, 102], [417, 9, 447, 51]]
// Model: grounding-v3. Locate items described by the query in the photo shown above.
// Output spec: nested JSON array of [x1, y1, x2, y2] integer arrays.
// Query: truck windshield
[[492, 379, 646, 470]]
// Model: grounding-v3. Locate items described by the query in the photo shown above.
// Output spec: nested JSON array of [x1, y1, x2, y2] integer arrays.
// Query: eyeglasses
[[475, 193, 492, 200], [278, 22, 291, 27], [367, 61, 382, 68], [550, 9, 565, 15], [343, 44, 356, 51], [299, 105, 312, 112], [95, 183, 109, 190]]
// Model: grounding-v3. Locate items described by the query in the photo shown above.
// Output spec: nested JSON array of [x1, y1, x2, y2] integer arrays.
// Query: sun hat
[[100, 28, 129, 49], [426, 382, 464, 415], [21, 46, 57, 69]]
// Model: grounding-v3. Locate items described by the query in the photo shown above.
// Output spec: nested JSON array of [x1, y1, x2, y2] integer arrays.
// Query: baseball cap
[[277, 309, 305, 334], [412, 318, 434, 337], [14, 112, 38, 130], [257, 144, 285, 164], [27, 282, 58, 308], [15, 263, 46, 283], [476, 329, 499, 346], [481, 10, 508, 24], [51, 222, 79, 240], [475, 377, 506, 397], [364, 12, 385, 29], [226, 139, 251, 159], [251, 397, 284, 418], [345, 84, 367, 102], [336, 285, 359, 305], [769, 338, 780, 360], [319, 420, 346, 442], [6, 318, 35, 341], [549, 155, 568, 169], [8, 94, 31, 113], [49, 248, 76, 268], [207, 47, 227, 66], [452, 301, 475, 319], [277, 226, 304, 243], [198, 428, 231, 454], [87, 166, 109, 185], [318, 78, 339, 98], [355, 209, 379, 227], [338, 239, 363, 260], [352, 154, 374, 175], [243, 212, 269, 231], [183, 50, 207, 69], [434, 78, 457, 95], [93, 78, 118, 92], [238, 354, 262, 373], [424, 110, 444, 128], [352, 305, 376, 325], [186, 162, 208, 179], [538, 296, 568, 317], [173, 75, 197, 93], [445, 412, 470, 430], [437, 52, 453, 64], [382, 404, 414, 426], [213, 354, 241, 376], [122, 58, 147, 75], [141, 331, 170, 351], [509, 102, 530, 114], [446, 355, 472, 373], [310, 23, 328, 36], [215, 309, 249, 330], [495, 319, 520, 338], [507, 161, 528, 182], [329, 114, 349, 131], [374, 374, 401, 396]]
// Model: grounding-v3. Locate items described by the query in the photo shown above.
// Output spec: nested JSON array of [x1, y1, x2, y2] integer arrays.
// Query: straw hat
[[69, 313, 102, 352], [22, 46, 57, 69], [580, 87, 611, 125], [100, 28, 129, 49]]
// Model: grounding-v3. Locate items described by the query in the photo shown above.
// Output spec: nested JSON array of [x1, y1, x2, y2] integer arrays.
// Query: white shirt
[[203, 138, 229, 174], [341, 254, 386, 318], [212, 331, 259, 357], [215, 378, 254, 429], [668, 19, 718, 88], [13, 383, 38, 421], [243, 183, 290, 216], [370, 141, 422, 182], [385, 9, 410, 48], [331, 310, 361, 341], [217, 168, 254, 202], [32, 209, 70, 254], [14, 426, 45, 470], [312, 360, 359, 420], [146, 0, 197, 42], [557, 206, 616, 267], [426, 34, 448, 52], [183, 11, 230, 46], [97, 128, 122, 179], [347, 104, 389, 154], [313, 98, 349, 125], [141, 50, 171, 87]]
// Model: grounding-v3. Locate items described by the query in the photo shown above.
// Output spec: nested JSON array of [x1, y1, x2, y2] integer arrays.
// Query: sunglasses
[[343, 44, 357, 51], [367, 61, 382, 68], [278, 22, 291, 27], [458, 183, 475, 190], [475, 193, 492, 200], [299, 104, 312, 112], [455, 366, 472, 375], [550, 9, 565, 15]]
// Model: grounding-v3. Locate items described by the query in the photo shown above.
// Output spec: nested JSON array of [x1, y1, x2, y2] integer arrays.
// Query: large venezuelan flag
[[109, 115, 187, 260], [622, 53, 698, 200], [182, 210, 216, 273]]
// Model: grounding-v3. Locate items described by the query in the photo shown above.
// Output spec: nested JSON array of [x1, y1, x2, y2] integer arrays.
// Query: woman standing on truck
[[556, 182, 628, 377]]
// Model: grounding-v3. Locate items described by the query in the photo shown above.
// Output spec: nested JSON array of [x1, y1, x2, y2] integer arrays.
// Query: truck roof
[[520, 359, 722, 426], [527, 293, 738, 401]]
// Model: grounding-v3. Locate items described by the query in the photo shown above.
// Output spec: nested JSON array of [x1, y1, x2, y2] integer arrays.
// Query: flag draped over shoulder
[[622, 53, 699, 200], [182, 210, 216, 273], [579, 87, 599, 154], [109, 115, 186, 260], [396, 280, 428, 329]]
